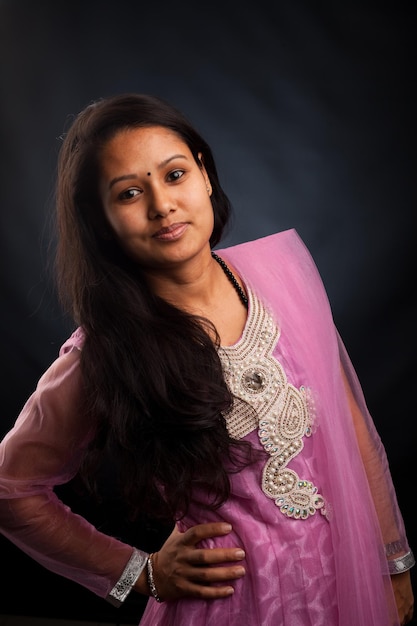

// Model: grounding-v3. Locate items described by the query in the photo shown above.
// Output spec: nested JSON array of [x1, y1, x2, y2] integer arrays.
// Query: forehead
[[101, 125, 190, 165]]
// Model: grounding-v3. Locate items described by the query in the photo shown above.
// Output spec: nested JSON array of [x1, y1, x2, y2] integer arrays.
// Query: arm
[[0, 348, 135, 597], [340, 356, 414, 624], [0, 347, 246, 604]]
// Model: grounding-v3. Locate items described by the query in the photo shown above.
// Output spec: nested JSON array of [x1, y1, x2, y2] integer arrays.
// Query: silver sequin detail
[[219, 286, 327, 520]]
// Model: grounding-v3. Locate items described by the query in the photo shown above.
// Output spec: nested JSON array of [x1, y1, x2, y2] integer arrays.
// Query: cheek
[[104, 209, 144, 239], [194, 189, 214, 222], [208, 207, 215, 231], [192, 198, 214, 237], [205, 200, 215, 231]]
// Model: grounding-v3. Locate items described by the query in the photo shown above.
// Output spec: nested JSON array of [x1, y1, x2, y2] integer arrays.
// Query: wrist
[[147, 552, 163, 602], [107, 548, 149, 607], [387, 550, 415, 575], [134, 565, 152, 595]]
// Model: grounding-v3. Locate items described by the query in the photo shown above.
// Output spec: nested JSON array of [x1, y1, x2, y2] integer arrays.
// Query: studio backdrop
[[0, 1, 415, 622]]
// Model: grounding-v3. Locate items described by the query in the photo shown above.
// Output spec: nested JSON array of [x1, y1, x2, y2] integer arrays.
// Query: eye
[[118, 188, 141, 201], [166, 169, 185, 182]]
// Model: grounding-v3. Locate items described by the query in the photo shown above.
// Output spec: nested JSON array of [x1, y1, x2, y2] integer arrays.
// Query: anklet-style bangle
[[107, 548, 149, 607], [147, 552, 163, 602]]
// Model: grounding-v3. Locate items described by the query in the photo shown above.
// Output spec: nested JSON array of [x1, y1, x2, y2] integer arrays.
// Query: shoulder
[[218, 229, 332, 320], [217, 228, 302, 258], [217, 229, 317, 271], [217, 229, 320, 283], [59, 326, 86, 356]]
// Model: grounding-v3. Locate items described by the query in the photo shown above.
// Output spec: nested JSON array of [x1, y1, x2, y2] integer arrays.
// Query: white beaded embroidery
[[219, 287, 327, 520]]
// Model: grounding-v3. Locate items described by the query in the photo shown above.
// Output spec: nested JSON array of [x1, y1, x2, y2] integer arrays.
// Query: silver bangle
[[107, 548, 149, 607], [388, 550, 415, 575], [147, 552, 163, 602]]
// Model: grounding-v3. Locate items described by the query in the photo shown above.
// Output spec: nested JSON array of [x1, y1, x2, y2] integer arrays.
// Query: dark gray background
[[1, 0, 415, 622]]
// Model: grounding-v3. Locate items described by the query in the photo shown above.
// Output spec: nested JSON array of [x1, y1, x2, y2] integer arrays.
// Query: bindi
[[147, 172, 151, 176]]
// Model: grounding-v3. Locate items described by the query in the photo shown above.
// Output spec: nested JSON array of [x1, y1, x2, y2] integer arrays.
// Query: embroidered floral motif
[[218, 287, 327, 520]]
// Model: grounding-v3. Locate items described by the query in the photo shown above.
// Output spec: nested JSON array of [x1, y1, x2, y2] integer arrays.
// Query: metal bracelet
[[147, 552, 163, 602], [388, 550, 415, 575], [107, 548, 149, 607]]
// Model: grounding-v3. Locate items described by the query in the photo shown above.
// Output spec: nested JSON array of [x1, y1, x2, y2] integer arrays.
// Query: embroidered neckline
[[218, 286, 327, 520]]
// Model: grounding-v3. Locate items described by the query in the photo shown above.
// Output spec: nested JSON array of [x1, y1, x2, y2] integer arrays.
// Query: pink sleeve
[[337, 330, 410, 559], [0, 339, 134, 598]]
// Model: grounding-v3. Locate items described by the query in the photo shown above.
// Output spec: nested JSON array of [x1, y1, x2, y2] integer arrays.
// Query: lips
[[152, 222, 188, 241]]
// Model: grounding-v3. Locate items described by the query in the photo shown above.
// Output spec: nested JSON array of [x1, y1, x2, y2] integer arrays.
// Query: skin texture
[[134, 524, 246, 600], [392, 572, 414, 625], [99, 126, 214, 274]]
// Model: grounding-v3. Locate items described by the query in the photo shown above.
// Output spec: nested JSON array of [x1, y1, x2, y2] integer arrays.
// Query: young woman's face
[[99, 125, 214, 269]]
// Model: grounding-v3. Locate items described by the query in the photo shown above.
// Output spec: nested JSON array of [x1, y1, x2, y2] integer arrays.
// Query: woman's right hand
[[136, 522, 246, 601]]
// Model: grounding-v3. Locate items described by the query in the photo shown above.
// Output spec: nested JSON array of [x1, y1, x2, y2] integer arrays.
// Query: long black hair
[[55, 93, 253, 521]]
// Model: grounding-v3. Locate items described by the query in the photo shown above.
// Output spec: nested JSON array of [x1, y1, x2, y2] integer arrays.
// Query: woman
[[0, 93, 414, 625]]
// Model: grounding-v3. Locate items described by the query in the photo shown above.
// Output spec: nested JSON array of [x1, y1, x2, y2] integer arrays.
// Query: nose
[[147, 184, 175, 219]]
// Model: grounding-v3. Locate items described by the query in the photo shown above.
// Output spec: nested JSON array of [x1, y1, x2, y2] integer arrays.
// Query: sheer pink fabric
[[224, 230, 408, 625], [0, 330, 134, 597], [141, 230, 408, 625], [0, 229, 410, 625]]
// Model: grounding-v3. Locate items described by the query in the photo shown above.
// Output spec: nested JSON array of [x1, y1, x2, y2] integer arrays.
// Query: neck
[[143, 252, 221, 312], [212, 251, 248, 309], [142, 249, 247, 316]]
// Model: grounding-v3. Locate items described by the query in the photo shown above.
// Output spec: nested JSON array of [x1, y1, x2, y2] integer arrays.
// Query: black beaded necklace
[[211, 251, 248, 309]]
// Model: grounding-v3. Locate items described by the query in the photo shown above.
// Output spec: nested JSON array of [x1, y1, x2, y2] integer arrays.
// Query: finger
[[188, 546, 246, 566], [178, 581, 237, 600], [152, 550, 244, 602], [166, 564, 245, 601], [186, 563, 246, 585], [182, 522, 234, 546]]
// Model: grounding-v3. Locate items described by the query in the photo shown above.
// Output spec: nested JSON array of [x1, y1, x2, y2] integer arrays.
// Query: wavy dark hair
[[55, 93, 253, 521]]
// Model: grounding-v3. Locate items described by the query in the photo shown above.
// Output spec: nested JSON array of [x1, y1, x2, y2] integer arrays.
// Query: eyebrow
[[108, 154, 188, 189]]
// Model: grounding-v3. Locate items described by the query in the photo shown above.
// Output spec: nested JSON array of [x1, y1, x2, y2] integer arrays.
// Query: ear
[[197, 152, 212, 196]]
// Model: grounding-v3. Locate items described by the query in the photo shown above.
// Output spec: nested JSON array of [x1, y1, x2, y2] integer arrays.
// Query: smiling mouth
[[152, 223, 188, 240]]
